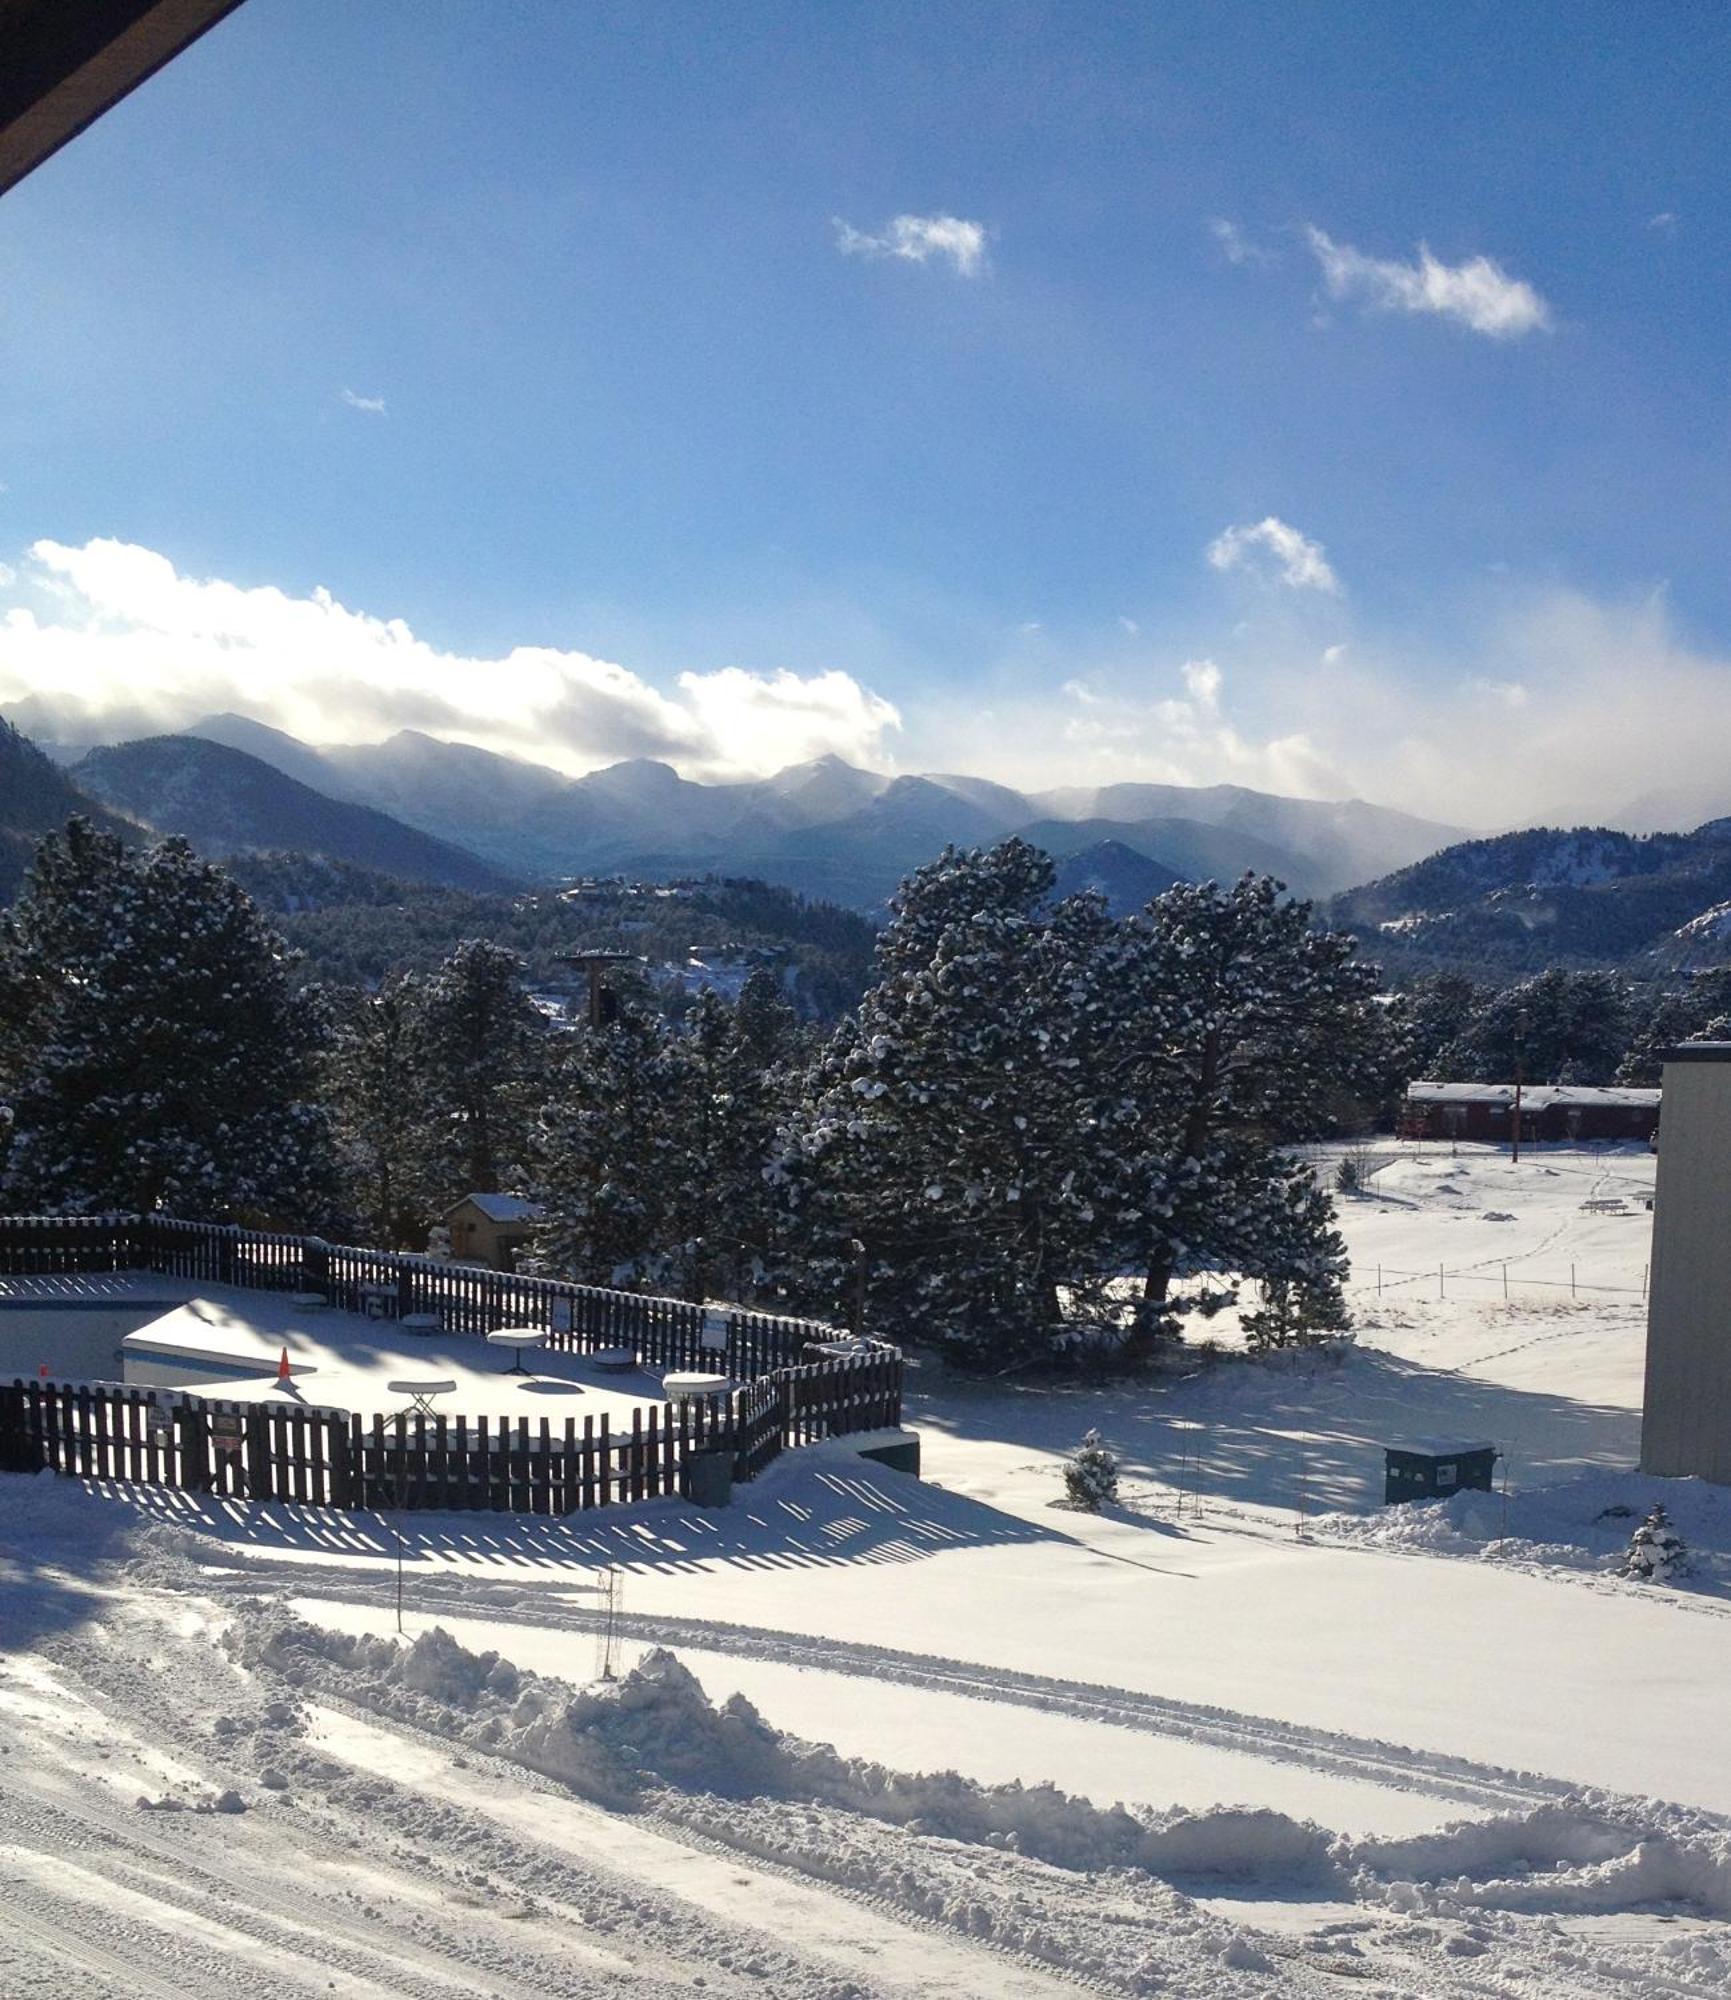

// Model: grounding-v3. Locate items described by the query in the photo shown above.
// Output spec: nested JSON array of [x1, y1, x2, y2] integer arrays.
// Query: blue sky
[[2, 1, 1728, 824]]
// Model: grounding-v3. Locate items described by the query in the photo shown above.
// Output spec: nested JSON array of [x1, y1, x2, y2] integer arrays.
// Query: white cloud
[[1648, 211, 1678, 233], [1468, 676, 1528, 708], [1207, 516, 1341, 594], [339, 388, 387, 415], [1322, 643, 1346, 663], [1117, 615, 1140, 635], [1208, 217, 1276, 267], [1305, 226, 1552, 339], [833, 213, 987, 277], [0, 538, 901, 779], [1033, 656, 1344, 802]]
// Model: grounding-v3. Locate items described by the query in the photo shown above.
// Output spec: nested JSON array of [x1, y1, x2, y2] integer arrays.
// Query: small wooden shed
[[441, 1194, 544, 1273], [1383, 1438, 1497, 1505]]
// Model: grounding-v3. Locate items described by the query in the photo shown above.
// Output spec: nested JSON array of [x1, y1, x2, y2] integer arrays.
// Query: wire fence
[[1348, 1260, 1650, 1303]]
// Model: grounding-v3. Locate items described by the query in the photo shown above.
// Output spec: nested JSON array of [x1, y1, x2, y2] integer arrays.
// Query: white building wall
[[1642, 1046, 1731, 1483]]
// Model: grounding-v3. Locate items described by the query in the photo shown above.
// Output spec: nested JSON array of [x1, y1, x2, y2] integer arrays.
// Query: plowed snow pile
[[239, 1608, 1731, 1936]]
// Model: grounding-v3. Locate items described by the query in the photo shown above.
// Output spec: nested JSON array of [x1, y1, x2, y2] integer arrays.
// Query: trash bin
[[681, 1445, 734, 1508]]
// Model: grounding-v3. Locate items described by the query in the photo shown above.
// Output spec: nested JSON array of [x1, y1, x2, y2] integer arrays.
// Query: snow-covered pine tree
[[1621, 1502, 1688, 1583], [659, 986, 785, 1303], [775, 846, 1123, 1363], [1064, 1429, 1120, 1510], [415, 939, 545, 1200], [1235, 1157, 1351, 1351], [1109, 875, 1381, 1353], [327, 975, 446, 1246], [531, 1002, 682, 1289], [733, 964, 802, 1071], [1455, 968, 1632, 1086], [0, 822, 335, 1222]]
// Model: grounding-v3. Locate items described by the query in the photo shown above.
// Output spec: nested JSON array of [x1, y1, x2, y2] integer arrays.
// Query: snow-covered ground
[[7, 1144, 1731, 1995], [1, 1272, 672, 1422]]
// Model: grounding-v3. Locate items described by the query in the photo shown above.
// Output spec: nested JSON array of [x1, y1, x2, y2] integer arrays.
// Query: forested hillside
[[1332, 822, 1731, 977], [0, 718, 136, 899]]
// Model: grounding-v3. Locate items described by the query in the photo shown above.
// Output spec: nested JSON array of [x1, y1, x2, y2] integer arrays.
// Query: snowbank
[[234, 1608, 1731, 1929], [234, 1609, 1343, 1881], [1311, 1466, 1731, 1596]]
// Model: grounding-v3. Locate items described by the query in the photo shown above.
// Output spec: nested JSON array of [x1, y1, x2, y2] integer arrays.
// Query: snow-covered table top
[[664, 1371, 730, 1399]]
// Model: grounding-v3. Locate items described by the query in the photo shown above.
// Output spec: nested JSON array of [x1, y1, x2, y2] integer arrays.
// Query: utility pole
[[1511, 1006, 1527, 1165], [558, 951, 641, 1028]]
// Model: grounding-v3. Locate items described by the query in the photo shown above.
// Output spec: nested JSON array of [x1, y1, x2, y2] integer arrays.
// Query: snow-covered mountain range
[[170, 712, 1459, 907]]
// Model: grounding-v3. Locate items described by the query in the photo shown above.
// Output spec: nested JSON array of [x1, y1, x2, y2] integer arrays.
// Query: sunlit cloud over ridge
[[0, 538, 902, 779]]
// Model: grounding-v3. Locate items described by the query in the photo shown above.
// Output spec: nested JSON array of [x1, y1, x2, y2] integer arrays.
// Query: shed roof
[[1387, 1438, 1497, 1459], [447, 1193, 544, 1224]]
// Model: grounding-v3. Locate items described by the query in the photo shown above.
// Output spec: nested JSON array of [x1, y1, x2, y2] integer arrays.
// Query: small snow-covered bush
[[1622, 1502, 1688, 1583], [1064, 1429, 1120, 1510]]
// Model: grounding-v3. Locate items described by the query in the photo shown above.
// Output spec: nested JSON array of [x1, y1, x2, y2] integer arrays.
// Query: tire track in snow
[[237, 1559, 1579, 1817], [302, 1693, 1091, 2000], [12, 1604, 1028, 1999]]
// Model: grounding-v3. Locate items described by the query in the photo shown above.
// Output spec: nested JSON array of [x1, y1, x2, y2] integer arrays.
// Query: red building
[[1399, 1082, 1661, 1145]]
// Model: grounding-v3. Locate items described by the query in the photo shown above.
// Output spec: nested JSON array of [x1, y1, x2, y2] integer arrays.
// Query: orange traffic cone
[[277, 1347, 292, 1385]]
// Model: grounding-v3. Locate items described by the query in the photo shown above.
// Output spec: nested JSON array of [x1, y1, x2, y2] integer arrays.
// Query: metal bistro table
[[486, 1327, 549, 1377], [387, 1378, 456, 1418]]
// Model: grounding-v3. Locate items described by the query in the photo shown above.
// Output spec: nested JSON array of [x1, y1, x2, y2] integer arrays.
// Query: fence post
[[176, 1402, 212, 1494], [0, 1379, 25, 1473], [246, 1405, 274, 1502]]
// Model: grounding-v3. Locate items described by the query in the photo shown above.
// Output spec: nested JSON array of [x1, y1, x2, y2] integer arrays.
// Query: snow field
[[7, 1144, 1731, 1993]]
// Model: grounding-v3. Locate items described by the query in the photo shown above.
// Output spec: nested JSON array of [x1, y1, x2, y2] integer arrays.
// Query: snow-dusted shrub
[[1621, 1502, 1688, 1583], [1064, 1429, 1120, 1510]]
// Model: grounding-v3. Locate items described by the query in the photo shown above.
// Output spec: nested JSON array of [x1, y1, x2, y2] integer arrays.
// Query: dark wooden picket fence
[[0, 1214, 904, 1517], [0, 1354, 903, 1515], [0, 1213, 847, 1376]]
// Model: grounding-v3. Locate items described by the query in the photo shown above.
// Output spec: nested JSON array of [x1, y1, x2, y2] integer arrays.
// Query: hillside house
[[1399, 1081, 1661, 1145], [441, 1194, 544, 1272]]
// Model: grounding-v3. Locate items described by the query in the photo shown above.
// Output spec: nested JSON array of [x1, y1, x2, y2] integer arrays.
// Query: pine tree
[[1455, 969, 1632, 1086], [531, 1003, 682, 1288], [1063, 1430, 1120, 1510], [733, 964, 801, 1071], [777, 848, 1125, 1363], [660, 987, 785, 1302], [0, 823, 334, 1222], [415, 939, 545, 1198], [1110, 876, 1381, 1351], [327, 975, 445, 1246], [1621, 1502, 1688, 1582], [1237, 1161, 1351, 1351]]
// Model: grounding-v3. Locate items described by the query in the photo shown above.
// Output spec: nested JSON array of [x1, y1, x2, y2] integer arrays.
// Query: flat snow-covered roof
[[1406, 1082, 1661, 1109]]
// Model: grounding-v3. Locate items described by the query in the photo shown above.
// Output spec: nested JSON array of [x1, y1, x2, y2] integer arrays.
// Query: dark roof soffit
[[0, 0, 247, 197]]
